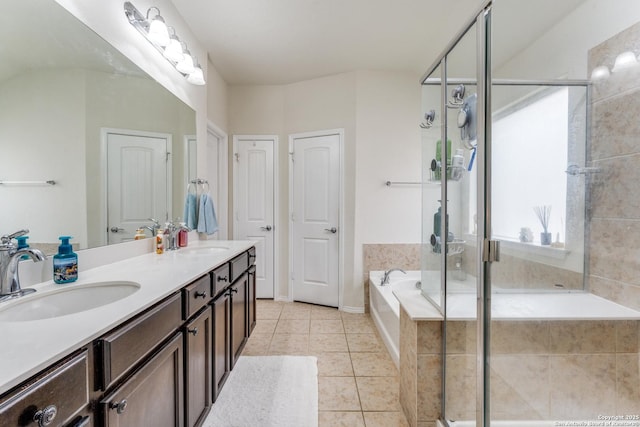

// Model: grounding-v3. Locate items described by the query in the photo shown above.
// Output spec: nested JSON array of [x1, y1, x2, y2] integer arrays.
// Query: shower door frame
[[421, 2, 493, 425]]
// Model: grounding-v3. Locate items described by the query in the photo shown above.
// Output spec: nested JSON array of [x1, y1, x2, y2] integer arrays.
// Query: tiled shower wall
[[588, 22, 640, 311]]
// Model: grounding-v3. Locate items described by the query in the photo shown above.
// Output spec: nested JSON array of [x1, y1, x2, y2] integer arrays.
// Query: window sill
[[463, 234, 569, 260]]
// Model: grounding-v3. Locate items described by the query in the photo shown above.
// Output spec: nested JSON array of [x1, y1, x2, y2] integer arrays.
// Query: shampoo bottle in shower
[[53, 236, 78, 284]]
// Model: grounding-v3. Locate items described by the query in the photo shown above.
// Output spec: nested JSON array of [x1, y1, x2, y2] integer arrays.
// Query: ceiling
[[171, 0, 588, 86]]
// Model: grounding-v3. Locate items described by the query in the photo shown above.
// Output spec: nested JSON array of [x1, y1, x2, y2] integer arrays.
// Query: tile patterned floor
[[242, 300, 409, 427]]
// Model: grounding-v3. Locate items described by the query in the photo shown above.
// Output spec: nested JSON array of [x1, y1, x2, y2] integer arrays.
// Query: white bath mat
[[203, 355, 318, 427]]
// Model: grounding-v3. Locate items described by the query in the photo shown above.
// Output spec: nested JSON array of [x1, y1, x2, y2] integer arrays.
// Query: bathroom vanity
[[0, 241, 256, 427]]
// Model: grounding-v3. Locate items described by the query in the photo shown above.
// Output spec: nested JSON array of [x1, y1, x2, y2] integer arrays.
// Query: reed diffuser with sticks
[[533, 205, 552, 245]]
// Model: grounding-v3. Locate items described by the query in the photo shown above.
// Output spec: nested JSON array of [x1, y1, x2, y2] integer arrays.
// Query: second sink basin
[[178, 245, 230, 256], [0, 281, 141, 322]]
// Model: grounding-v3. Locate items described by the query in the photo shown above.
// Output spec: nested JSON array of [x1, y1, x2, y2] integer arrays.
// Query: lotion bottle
[[53, 236, 78, 284]]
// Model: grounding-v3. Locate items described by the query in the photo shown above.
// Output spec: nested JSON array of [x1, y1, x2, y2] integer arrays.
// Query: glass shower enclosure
[[420, 0, 640, 425]]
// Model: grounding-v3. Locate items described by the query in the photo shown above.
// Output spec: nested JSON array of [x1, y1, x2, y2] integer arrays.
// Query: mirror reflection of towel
[[198, 194, 218, 235], [183, 193, 197, 229]]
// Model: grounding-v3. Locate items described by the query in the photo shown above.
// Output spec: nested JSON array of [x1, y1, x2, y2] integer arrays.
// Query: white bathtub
[[369, 270, 640, 368], [369, 270, 422, 367]]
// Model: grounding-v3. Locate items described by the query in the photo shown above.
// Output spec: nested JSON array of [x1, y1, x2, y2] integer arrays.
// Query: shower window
[[490, 87, 568, 245]]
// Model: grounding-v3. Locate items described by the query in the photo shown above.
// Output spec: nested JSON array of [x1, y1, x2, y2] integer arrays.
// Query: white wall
[[0, 70, 87, 245], [229, 71, 422, 309]]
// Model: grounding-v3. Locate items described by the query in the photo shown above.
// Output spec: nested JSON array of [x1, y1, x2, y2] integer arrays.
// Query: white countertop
[[0, 240, 255, 395]]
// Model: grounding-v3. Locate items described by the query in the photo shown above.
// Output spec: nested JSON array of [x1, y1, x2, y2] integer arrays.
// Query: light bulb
[[187, 66, 206, 85], [163, 35, 184, 63], [611, 51, 637, 72], [148, 15, 169, 47], [590, 65, 610, 80], [176, 50, 195, 74]]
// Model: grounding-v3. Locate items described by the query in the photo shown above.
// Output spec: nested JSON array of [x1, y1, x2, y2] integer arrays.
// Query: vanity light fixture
[[124, 1, 206, 86]]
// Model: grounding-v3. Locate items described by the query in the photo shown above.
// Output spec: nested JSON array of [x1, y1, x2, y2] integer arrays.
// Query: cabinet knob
[[110, 399, 128, 414], [187, 327, 198, 336], [194, 291, 207, 299], [217, 275, 228, 282], [34, 405, 57, 427]]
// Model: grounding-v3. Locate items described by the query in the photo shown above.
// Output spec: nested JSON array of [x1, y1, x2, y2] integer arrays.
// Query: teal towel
[[198, 194, 219, 235], [183, 193, 197, 229]]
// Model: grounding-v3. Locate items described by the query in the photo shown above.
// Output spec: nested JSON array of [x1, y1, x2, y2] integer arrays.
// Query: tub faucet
[[0, 230, 46, 303], [381, 268, 406, 285]]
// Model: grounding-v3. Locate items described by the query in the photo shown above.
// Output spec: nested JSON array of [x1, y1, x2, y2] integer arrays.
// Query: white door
[[290, 131, 341, 307], [105, 130, 171, 244], [233, 136, 276, 299]]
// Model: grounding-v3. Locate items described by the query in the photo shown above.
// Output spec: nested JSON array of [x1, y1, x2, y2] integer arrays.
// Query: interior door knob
[[260, 225, 272, 231], [110, 227, 125, 233], [324, 227, 337, 233]]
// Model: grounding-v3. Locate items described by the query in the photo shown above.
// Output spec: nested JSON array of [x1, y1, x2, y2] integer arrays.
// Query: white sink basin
[[178, 245, 230, 256], [0, 281, 141, 322]]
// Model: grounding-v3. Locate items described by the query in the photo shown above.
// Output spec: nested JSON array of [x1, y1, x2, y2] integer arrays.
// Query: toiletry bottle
[[452, 148, 464, 168], [156, 229, 164, 254], [435, 139, 452, 180], [433, 200, 449, 237], [134, 228, 146, 240], [16, 235, 29, 260], [178, 223, 188, 247], [53, 236, 78, 284]]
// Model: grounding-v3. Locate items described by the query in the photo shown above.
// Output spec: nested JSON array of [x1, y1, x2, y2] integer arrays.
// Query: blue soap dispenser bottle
[[53, 236, 78, 284], [16, 235, 29, 260]]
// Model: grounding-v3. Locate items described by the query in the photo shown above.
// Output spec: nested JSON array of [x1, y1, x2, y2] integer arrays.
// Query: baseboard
[[274, 295, 292, 302], [340, 305, 364, 314]]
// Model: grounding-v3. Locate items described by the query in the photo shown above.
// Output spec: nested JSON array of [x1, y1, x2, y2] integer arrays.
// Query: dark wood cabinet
[[184, 308, 211, 427], [230, 272, 248, 368], [248, 265, 256, 336], [100, 333, 184, 427], [211, 290, 230, 402], [0, 246, 257, 427], [0, 351, 89, 427]]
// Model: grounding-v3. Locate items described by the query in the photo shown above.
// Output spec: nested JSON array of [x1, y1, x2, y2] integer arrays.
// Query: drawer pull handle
[[34, 405, 57, 427], [188, 327, 199, 336], [110, 399, 128, 414], [217, 276, 228, 282], [230, 287, 238, 294], [194, 291, 207, 299]]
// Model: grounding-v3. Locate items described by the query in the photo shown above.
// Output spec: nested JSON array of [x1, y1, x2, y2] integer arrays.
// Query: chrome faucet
[[165, 221, 190, 251], [0, 230, 46, 303], [380, 268, 406, 285], [142, 218, 161, 237]]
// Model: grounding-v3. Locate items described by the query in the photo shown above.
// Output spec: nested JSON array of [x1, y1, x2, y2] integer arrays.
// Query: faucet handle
[[1, 229, 29, 245]]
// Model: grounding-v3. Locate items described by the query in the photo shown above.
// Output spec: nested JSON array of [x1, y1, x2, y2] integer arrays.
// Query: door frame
[[232, 134, 279, 300], [207, 120, 229, 240], [100, 127, 172, 246], [288, 129, 344, 309]]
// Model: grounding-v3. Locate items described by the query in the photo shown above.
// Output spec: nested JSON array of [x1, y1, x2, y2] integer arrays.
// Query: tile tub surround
[[400, 316, 640, 424], [588, 21, 640, 311], [363, 244, 421, 313]]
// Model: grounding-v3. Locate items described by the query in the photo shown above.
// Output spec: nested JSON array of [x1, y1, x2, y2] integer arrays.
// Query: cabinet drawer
[[0, 350, 88, 427], [97, 293, 182, 391], [229, 252, 249, 283], [182, 274, 210, 320], [212, 263, 230, 297]]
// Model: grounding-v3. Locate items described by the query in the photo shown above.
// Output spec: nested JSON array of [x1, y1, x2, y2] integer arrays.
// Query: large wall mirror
[[0, 0, 197, 254]]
